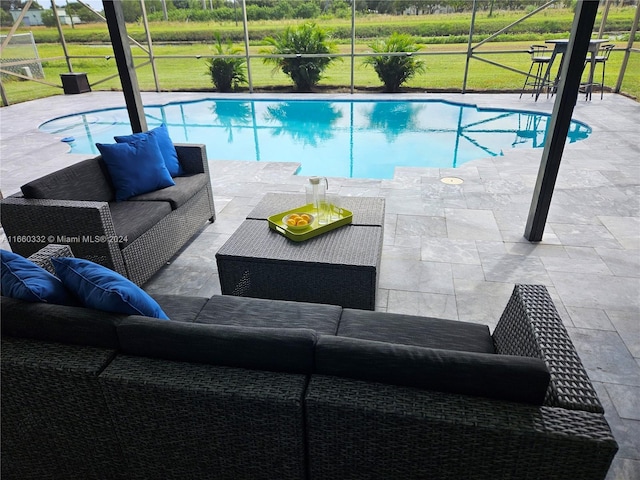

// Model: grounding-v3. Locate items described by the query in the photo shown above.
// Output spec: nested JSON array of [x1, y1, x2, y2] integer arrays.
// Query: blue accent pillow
[[96, 134, 175, 202], [1, 250, 75, 305], [51, 257, 169, 320], [114, 124, 184, 177]]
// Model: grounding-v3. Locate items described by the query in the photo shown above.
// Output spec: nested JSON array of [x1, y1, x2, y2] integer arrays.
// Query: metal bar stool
[[520, 45, 552, 99], [586, 43, 615, 100]]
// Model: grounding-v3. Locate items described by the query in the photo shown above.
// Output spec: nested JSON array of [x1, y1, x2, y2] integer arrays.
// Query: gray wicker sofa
[[1, 246, 618, 480], [0, 143, 215, 285]]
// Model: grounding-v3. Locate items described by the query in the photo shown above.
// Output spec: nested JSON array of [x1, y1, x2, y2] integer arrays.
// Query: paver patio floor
[[1, 91, 638, 479]]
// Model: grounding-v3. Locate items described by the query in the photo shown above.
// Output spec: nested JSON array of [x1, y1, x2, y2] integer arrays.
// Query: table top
[[246, 193, 386, 227], [544, 38, 608, 54], [545, 38, 608, 45]]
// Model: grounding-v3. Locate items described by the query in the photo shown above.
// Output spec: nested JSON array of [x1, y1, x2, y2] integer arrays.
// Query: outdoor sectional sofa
[[0, 143, 215, 285], [0, 244, 618, 480]]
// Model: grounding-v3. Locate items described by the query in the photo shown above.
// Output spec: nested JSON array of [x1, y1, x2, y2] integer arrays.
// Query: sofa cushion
[[315, 335, 550, 405], [338, 309, 495, 353], [197, 295, 342, 335], [0, 296, 122, 349], [115, 123, 185, 177], [1, 250, 75, 306], [52, 257, 169, 320], [96, 135, 175, 202], [152, 294, 208, 323], [117, 317, 317, 373], [108, 200, 172, 247], [128, 173, 208, 209], [20, 157, 115, 202]]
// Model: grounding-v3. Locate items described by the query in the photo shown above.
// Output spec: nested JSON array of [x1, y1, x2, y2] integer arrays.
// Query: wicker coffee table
[[216, 193, 385, 310]]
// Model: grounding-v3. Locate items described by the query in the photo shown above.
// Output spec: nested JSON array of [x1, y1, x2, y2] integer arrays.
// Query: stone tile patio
[[1, 91, 638, 479]]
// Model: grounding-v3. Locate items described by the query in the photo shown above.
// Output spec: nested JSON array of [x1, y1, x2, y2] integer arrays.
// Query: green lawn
[[2, 39, 637, 105]]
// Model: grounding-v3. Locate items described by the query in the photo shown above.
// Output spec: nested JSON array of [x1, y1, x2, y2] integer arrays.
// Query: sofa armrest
[[492, 284, 603, 413], [174, 143, 215, 222], [175, 144, 208, 175], [0, 197, 126, 276], [27, 244, 75, 274]]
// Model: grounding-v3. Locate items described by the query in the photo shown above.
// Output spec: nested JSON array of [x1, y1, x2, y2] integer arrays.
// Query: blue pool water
[[39, 99, 591, 179]]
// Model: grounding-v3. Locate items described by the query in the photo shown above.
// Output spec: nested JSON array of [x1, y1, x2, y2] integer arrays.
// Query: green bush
[[262, 22, 337, 92], [363, 33, 426, 93], [206, 34, 247, 92]]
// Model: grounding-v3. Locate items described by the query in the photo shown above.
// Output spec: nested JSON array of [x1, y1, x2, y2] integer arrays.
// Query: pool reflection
[[364, 102, 425, 142], [264, 102, 343, 147], [39, 99, 591, 179]]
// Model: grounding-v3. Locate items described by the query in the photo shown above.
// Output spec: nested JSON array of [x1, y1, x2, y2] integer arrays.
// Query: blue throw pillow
[[1, 250, 75, 305], [114, 124, 184, 177], [96, 134, 175, 202], [51, 257, 169, 319]]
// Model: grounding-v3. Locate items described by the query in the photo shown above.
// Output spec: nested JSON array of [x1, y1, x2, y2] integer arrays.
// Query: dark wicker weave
[[0, 144, 215, 285], [305, 285, 618, 480], [217, 193, 385, 310], [1, 245, 616, 480], [216, 219, 383, 310], [493, 284, 604, 413], [23, 243, 74, 273], [99, 354, 308, 480], [1, 338, 124, 480], [121, 187, 213, 284], [1, 241, 123, 479]]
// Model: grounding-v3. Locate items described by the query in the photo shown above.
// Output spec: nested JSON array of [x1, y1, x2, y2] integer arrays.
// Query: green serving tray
[[268, 203, 353, 242]]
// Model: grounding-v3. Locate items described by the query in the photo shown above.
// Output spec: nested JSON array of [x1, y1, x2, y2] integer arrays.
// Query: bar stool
[[588, 43, 615, 100], [520, 45, 552, 99]]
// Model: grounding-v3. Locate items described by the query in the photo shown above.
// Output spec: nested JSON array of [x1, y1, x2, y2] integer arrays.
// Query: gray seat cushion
[[338, 309, 495, 353], [152, 294, 208, 323], [315, 335, 550, 405], [21, 157, 115, 202], [109, 200, 172, 247], [128, 173, 208, 209], [117, 316, 317, 374], [0, 296, 122, 349], [196, 295, 342, 335]]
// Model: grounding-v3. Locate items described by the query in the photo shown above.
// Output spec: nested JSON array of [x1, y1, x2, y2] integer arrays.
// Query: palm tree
[[262, 23, 337, 92], [364, 33, 426, 93], [206, 33, 247, 92], [264, 101, 343, 146]]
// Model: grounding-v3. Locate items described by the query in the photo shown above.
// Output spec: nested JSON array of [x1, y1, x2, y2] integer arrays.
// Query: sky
[[77, 0, 105, 12]]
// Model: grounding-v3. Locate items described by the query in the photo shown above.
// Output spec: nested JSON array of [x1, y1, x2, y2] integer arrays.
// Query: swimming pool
[[39, 98, 591, 179]]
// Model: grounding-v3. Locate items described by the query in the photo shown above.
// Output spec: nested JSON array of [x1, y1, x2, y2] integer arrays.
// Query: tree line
[[127, 1, 577, 23], [1, 1, 579, 26]]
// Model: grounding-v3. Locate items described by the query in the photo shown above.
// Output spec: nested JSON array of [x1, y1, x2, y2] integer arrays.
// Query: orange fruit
[[296, 219, 308, 226], [286, 218, 297, 226], [300, 213, 311, 221]]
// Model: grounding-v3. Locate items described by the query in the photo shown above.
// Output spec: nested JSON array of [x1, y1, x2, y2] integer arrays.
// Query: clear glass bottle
[[306, 177, 329, 225]]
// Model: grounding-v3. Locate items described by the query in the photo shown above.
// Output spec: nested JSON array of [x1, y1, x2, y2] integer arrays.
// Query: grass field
[[7, 7, 636, 44], [2, 39, 637, 104], [1, 6, 638, 104]]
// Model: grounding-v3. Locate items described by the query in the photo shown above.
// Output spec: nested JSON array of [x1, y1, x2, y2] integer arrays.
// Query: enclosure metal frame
[[0, 0, 636, 243], [0, 0, 637, 107]]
